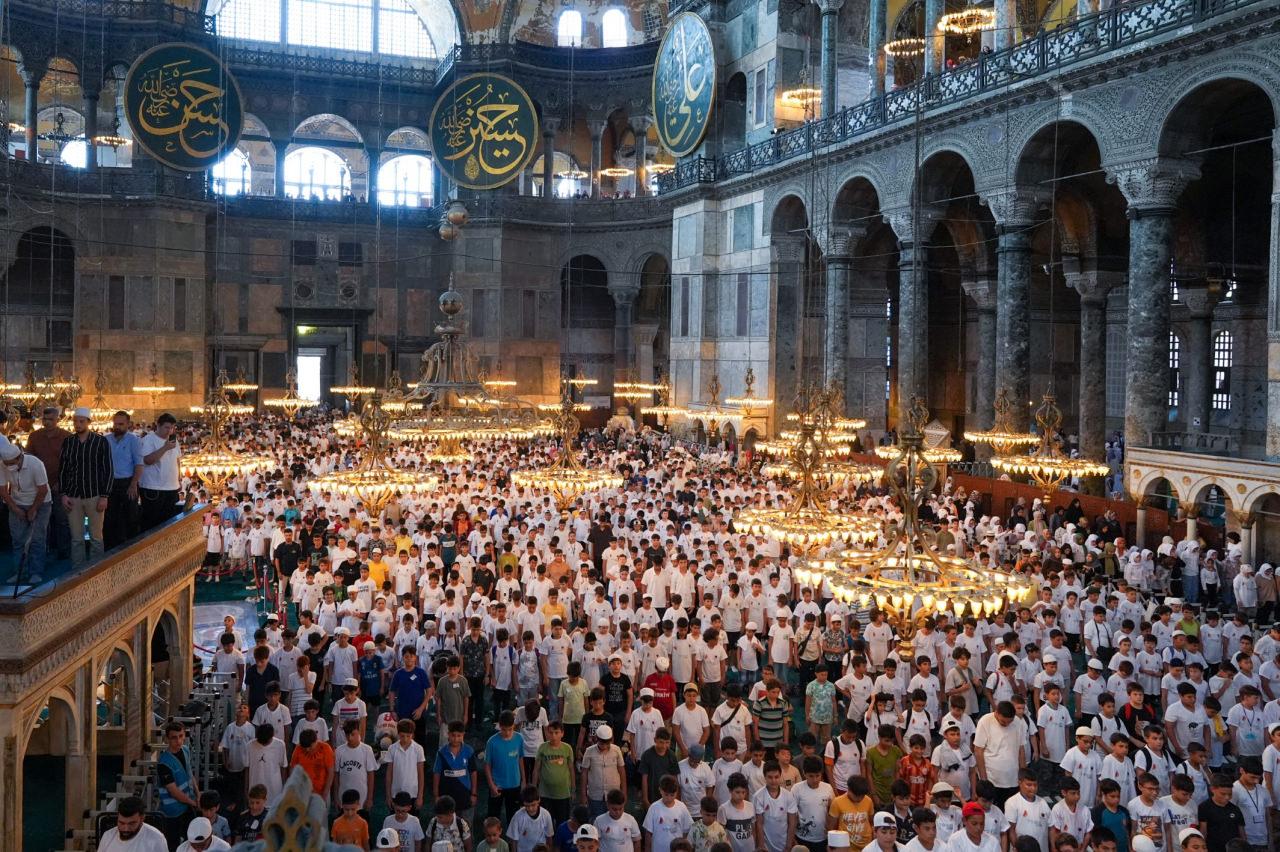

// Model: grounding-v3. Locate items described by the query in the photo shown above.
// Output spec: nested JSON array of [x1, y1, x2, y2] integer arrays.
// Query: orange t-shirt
[[331, 813, 370, 848], [289, 741, 335, 795]]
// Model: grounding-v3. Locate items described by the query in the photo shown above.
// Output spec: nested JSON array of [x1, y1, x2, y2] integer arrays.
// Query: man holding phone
[[139, 412, 183, 533]]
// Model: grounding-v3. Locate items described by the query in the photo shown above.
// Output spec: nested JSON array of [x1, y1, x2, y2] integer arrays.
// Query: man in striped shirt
[[58, 407, 113, 570]]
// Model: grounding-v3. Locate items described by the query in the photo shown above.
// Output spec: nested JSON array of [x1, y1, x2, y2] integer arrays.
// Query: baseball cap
[[597, 618, 611, 627], [343, 677, 359, 689], [776, 607, 791, 618], [574, 825, 601, 843], [187, 818, 213, 843], [336, 627, 352, 636], [872, 812, 897, 830], [377, 828, 402, 848], [962, 802, 984, 818], [1042, 653, 1056, 664], [1075, 726, 1094, 738], [930, 782, 954, 795], [1132, 838, 1158, 852], [746, 621, 758, 631], [639, 687, 655, 699], [684, 683, 700, 694], [1177, 829, 1204, 846], [363, 641, 376, 651], [689, 743, 706, 759]]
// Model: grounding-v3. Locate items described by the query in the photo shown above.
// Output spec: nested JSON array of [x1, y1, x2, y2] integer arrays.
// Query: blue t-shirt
[[485, 732, 525, 791], [390, 666, 429, 718], [359, 655, 384, 697], [554, 820, 576, 852], [433, 743, 478, 803]]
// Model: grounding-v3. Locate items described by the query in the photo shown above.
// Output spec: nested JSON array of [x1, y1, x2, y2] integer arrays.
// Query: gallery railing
[[226, 44, 438, 87], [435, 40, 660, 78], [658, 0, 1267, 193], [8, 0, 213, 32]]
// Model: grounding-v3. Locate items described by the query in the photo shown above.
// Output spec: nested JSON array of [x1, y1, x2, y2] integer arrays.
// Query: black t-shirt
[[637, 745, 680, 801], [582, 711, 612, 746], [473, 566, 495, 597], [274, 541, 303, 573], [337, 560, 362, 587], [1198, 799, 1245, 852], [244, 662, 281, 712], [237, 810, 267, 843], [1121, 702, 1159, 740], [304, 647, 327, 692], [599, 672, 632, 717]]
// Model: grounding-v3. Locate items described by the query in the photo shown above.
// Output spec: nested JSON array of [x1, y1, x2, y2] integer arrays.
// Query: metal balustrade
[[657, 0, 1268, 193], [8, 0, 213, 31]]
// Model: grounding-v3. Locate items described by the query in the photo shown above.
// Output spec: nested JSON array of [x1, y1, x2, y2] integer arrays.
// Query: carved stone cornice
[[1105, 157, 1201, 215], [1178, 279, 1223, 319], [0, 512, 205, 701]]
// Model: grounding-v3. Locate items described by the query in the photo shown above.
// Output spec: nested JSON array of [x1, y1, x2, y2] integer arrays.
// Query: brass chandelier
[[181, 379, 273, 499], [723, 367, 773, 413], [736, 382, 881, 554], [991, 392, 1110, 496], [964, 386, 1039, 454], [308, 389, 440, 517], [263, 369, 308, 419], [639, 370, 690, 427], [803, 397, 1034, 658], [511, 376, 623, 503]]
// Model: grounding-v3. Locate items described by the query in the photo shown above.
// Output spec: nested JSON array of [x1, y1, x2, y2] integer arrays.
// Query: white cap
[[828, 832, 851, 849], [596, 724, 613, 740], [872, 812, 897, 830], [597, 618, 611, 627], [0, 441, 19, 462], [343, 677, 359, 688], [1088, 658, 1105, 669], [377, 828, 402, 848], [639, 687, 655, 699], [187, 817, 213, 842], [776, 607, 791, 618], [73, 406, 91, 419], [1177, 828, 1204, 846], [745, 621, 758, 631], [1075, 726, 1095, 737], [574, 825, 601, 843], [1132, 838, 1158, 852], [656, 657, 670, 671], [336, 627, 352, 636], [931, 781, 954, 795], [1042, 653, 1057, 664]]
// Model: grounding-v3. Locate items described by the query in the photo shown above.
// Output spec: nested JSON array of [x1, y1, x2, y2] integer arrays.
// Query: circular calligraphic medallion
[[124, 42, 244, 172], [430, 73, 540, 191], [652, 12, 717, 158]]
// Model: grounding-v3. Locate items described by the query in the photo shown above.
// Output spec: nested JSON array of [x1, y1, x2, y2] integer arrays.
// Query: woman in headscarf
[[1199, 548, 1221, 608], [1256, 563, 1276, 624], [1064, 497, 1085, 526]]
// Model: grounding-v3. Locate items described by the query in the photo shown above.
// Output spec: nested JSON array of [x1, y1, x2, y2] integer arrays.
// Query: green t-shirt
[[865, 745, 903, 804], [536, 741, 576, 800], [559, 678, 591, 724], [477, 839, 511, 852]]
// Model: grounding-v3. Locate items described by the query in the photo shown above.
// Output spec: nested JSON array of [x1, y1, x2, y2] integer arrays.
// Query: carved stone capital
[[609, 285, 640, 306], [822, 223, 869, 258], [883, 208, 941, 246], [1063, 270, 1124, 305], [961, 275, 998, 312], [632, 114, 653, 133], [815, 0, 845, 14], [17, 64, 45, 87], [586, 119, 608, 138], [772, 235, 808, 264], [1105, 157, 1200, 214], [542, 117, 562, 136], [980, 186, 1047, 228], [1179, 278, 1223, 319]]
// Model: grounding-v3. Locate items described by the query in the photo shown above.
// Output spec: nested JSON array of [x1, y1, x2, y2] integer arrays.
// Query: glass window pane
[[377, 154, 434, 207], [379, 0, 436, 57], [217, 0, 283, 42], [283, 146, 351, 200], [602, 8, 627, 47], [212, 149, 252, 195], [287, 0, 373, 51], [558, 10, 582, 46]]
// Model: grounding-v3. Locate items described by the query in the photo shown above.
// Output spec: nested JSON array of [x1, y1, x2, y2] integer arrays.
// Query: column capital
[[961, 274, 998, 312], [821, 223, 869, 258], [586, 119, 607, 138], [1179, 278, 1224, 319], [631, 114, 653, 133], [1063, 270, 1124, 305], [980, 186, 1048, 229], [883, 207, 942, 247], [542, 117, 561, 135], [18, 63, 46, 87], [1105, 156, 1200, 215], [609, 285, 640, 306], [815, 0, 845, 13], [772, 235, 808, 264]]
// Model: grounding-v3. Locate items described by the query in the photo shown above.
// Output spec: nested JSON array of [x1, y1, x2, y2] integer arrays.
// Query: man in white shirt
[[138, 412, 182, 533], [97, 796, 169, 852], [974, 702, 1027, 802], [1, 440, 51, 581]]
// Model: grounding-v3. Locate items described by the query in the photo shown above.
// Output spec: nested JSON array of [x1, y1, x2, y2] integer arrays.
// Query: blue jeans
[[9, 501, 50, 580], [1183, 572, 1200, 605]]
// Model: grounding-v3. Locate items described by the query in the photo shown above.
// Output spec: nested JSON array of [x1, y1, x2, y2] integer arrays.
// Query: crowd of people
[[28, 407, 1276, 852]]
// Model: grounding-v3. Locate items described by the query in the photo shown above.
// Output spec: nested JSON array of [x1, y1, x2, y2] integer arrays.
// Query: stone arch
[[722, 71, 748, 152], [1153, 65, 1280, 157], [1135, 474, 1184, 515], [634, 252, 671, 384], [1250, 492, 1280, 565], [22, 685, 82, 850], [830, 174, 883, 235], [151, 608, 181, 719]]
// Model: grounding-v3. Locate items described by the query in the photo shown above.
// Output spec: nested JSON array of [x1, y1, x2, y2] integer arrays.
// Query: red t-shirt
[[643, 672, 677, 719], [897, 753, 936, 806]]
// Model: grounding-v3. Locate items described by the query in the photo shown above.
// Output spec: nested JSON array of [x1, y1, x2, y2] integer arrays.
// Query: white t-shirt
[[382, 739, 426, 797], [1035, 703, 1072, 762], [947, 829, 1001, 852], [643, 800, 694, 852], [98, 824, 170, 852], [138, 432, 181, 490], [1232, 781, 1273, 845], [677, 759, 715, 811], [973, 714, 1025, 787], [1049, 801, 1093, 845], [793, 781, 834, 842], [752, 786, 798, 852], [219, 720, 256, 772], [247, 738, 288, 802], [1003, 794, 1052, 852], [335, 741, 378, 801], [1059, 746, 1102, 806], [1127, 796, 1166, 851], [671, 704, 710, 749], [626, 706, 665, 758], [594, 811, 642, 852]]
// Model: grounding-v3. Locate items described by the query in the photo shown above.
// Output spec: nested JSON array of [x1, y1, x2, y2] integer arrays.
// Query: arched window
[[1168, 331, 1181, 408], [557, 10, 583, 47], [215, 0, 452, 57], [377, 155, 434, 207], [282, 146, 350, 200], [59, 138, 87, 169], [211, 149, 252, 195], [1212, 330, 1233, 411], [602, 8, 628, 47]]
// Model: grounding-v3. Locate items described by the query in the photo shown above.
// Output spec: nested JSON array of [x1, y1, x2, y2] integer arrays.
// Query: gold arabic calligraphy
[[659, 16, 710, 153], [437, 81, 530, 182], [136, 59, 229, 161]]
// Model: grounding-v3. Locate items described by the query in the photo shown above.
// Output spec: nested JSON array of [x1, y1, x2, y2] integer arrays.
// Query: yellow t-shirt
[[367, 560, 388, 587], [542, 603, 567, 628], [828, 793, 875, 851]]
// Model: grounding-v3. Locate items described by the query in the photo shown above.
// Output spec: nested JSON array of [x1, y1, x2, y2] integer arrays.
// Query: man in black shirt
[[243, 646, 281, 714], [273, 529, 303, 590], [1197, 774, 1246, 852], [598, 655, 633, 730], [637, 727, 680, 808], [473, 556, 496, 598]]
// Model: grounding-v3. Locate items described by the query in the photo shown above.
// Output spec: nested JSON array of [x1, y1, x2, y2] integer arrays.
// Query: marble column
[[888, 213, 929, 407], [541, 118, 560, 200], [817, 0, 845, 117], [772, 236, 808, 426], [20, 65, 43, 156], [611, 287, 639, 372], [587, 119, 606, 199], [924, 0, 945, 75], [273, 140, 289, 198], [1180, 280, 1222, 433], [1065, 270, 1120, 461], [868, 0, 887, 96], [962, 274, 998, 429], [1135, 505, 1147, 546], [995, 228, 1033, 429], [993, 0, 1016, 50], [826, 254, 852, 388], [633, 116, 650, 196], [1267, 131, 1280, 457], [1108, 157, 1199, 446], [83, 92, 99, 171], [365, 147, 381, 201]]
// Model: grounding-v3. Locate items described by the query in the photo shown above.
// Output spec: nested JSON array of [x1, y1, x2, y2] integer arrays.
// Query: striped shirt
[[58, 430, 113, 499]]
